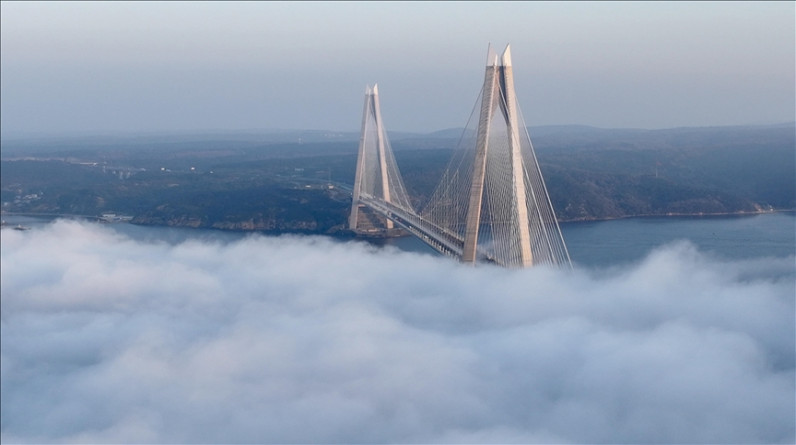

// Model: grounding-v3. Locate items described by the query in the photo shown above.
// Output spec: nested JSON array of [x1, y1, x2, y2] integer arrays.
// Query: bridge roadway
[[358, 195, 465, 259]]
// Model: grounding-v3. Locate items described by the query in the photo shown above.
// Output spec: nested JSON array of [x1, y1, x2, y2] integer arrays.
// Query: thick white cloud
[[1, 220, 794, 443]]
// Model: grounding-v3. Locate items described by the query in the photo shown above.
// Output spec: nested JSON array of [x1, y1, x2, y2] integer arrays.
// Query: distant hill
[[528, 123, 796, 220], [2, 123, 793, 229]]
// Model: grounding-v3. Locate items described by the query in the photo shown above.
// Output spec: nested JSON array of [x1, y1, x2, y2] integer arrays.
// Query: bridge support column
[[350, 84, 403, 232], [501, 46, 533, 266], [372, 85, 394, 229], [462, 48, 499, 264], [462, 45, 532, 266], [349, 86, 372, 230]]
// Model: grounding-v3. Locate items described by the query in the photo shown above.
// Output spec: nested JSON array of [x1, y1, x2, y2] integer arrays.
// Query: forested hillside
[[2, 124, 793, 232]]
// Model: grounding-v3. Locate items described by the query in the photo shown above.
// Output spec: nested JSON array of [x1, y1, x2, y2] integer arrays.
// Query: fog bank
[[2, 220, 794, 443]]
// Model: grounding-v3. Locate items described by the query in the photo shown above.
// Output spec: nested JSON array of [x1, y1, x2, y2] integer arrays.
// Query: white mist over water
[[1, 219, 794, 443]]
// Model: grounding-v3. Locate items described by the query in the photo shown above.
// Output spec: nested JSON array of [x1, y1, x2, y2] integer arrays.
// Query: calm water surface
[[3, 212, 794, 269], [561, 213, 795, 267], [378, 212, 795, 268]]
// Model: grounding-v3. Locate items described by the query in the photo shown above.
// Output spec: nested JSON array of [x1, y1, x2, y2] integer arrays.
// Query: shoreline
[[3, 208, 794, 234], [556, 208, 795, 224]]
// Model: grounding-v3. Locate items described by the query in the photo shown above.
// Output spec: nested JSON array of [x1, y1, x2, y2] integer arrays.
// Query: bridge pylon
[[421, 44, 572, 268], [349, 84, 413, 234], [461, 44, 533, 265]]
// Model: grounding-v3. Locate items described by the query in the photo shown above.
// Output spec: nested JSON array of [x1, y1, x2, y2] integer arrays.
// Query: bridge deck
[[358, 195, 464, 259]]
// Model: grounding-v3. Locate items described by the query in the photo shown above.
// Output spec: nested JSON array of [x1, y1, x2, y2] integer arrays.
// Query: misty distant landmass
[[2, 123, 794, 232]]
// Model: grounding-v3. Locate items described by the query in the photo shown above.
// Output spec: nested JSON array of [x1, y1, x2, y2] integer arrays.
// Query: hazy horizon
[[2, 2, 794, 138], [3, 121, 795, 144]]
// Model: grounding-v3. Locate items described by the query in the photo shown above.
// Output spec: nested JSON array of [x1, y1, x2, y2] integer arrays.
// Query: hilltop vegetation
[[2, 124, 793, 233], [531, 124, 795, 220]]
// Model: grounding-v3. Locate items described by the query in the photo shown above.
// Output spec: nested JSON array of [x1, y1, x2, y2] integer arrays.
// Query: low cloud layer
[[2, 220, 794, 443]]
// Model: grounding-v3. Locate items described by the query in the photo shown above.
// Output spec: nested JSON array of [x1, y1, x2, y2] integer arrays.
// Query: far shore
[[3, 208, 794, 234]]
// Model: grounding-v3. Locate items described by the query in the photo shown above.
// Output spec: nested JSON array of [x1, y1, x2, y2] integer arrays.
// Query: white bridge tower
[[349, 84, 413, 233]]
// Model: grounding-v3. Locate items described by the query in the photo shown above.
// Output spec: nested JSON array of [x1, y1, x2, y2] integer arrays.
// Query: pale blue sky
[[1, 1, 793, 137]]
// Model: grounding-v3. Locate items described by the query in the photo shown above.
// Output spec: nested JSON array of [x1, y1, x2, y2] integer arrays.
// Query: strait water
[[3, 212, 794, 269], [349, 212, 795, 268]]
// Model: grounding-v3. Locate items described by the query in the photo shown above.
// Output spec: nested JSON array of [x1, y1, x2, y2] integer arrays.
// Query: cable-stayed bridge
[[349, 44, 571, 268]]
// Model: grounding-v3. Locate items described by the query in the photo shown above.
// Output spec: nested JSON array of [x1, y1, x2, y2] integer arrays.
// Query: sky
[[1, 219, 794, 443], [1, 1, 794, 137]]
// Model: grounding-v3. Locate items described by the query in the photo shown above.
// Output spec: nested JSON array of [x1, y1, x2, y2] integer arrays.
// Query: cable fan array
[[352, 45, 571, 268]]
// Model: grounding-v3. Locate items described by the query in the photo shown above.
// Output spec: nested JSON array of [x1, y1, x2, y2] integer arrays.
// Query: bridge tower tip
[[485, 43, 498, 67], [502, 44, 512, 67]]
